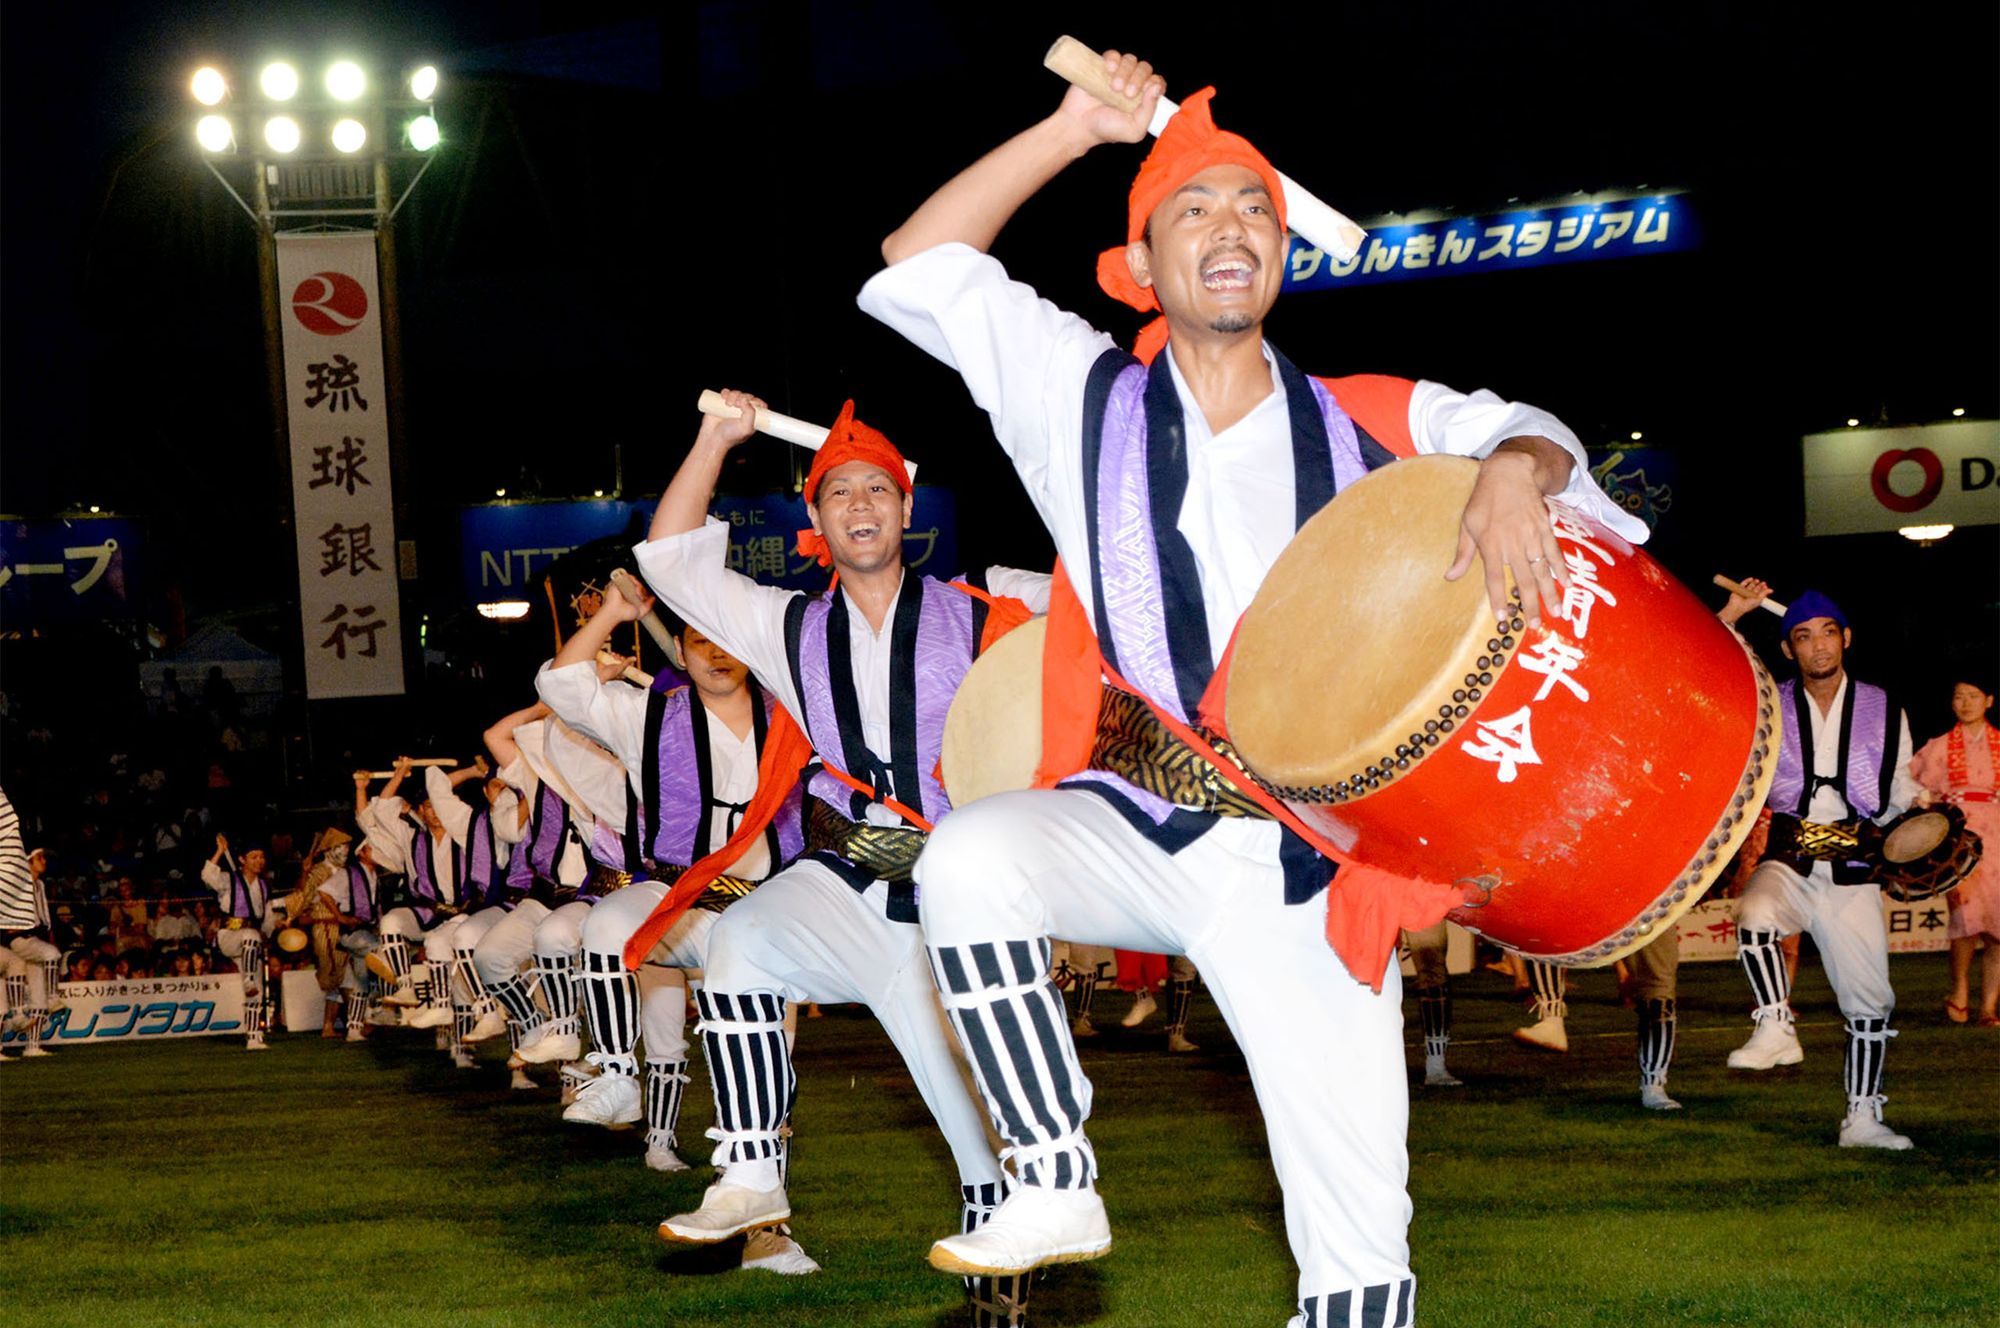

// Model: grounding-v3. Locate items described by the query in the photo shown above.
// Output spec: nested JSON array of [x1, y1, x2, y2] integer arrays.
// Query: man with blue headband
[[1717, 580, 1919, 1148]]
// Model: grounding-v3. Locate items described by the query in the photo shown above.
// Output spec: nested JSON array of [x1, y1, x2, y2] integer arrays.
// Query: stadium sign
[[1802, 420, 1999, 536], [0, 976, 246, 1046]]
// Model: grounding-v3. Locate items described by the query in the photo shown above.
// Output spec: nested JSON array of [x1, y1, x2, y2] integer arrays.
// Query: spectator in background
[[51, 903, 82, 954], [1911, 678, 2000, 1026], [66, 953, 95, 983], [107, 878, 150, 952], [149, 898, 200, 947]]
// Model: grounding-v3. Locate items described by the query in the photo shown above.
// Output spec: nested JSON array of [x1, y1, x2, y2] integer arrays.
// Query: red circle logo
[[1869, 447, 1944, 513], [290, 271, 368, 335]]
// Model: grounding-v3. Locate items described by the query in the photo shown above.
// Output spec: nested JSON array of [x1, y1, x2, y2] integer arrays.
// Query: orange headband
[[795, 400, 912, 570]]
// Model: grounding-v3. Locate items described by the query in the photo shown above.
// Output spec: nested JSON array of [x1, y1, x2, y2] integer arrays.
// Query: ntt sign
[[1801, 421, 1999, 537]]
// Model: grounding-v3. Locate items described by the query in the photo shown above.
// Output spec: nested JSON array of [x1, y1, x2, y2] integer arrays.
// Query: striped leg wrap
[[1843, 1016, 1896, 1117], [535, 952, 578, 1022], [487, 974, 543, 1035], [644, 1058, 690, 1152], [1526, 961, 1567, 1021], [930, 938, 1097, 1191], [1165, 977, 1197, 1038], [1638, 997, 1677, 1087], [580, 949, 640, 1073], [378, 934, 412, 984], [961, 1180, 1032, 1327], [694, 990, 794, 1166], [4, 973, 26, 1020], [1070, 970, 1098, 1023], [343, 991, 366, 1029], [1299, 1278, 1416, 1328], [1736, 928, 1791, 1022], [1417, 989, 1452, 1060], [239, 938, 266, 1036]]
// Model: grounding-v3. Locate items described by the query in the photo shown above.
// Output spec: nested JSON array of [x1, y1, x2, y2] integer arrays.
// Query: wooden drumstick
[[595, 649, 654, 689], [367, 758, 458, 779], [608, 568, 685, 672], [696, 390, 919, 482], [1712, 575, 1788, 617], [1043, 35, 1368, 262]]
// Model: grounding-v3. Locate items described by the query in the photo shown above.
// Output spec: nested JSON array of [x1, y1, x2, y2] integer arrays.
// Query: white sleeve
[[200, 858, 230, 904], [985, 566, 1052, 615], [535, 659, 653, 775], [1883, 713, 1922, 822], [1407, 380, 1650, 545], [358, 797, 412, 876], [633, 519, 810, 727], [491, 788, 526, 845], [859, 243, 1113, 563], [423, 766, 472, 847]]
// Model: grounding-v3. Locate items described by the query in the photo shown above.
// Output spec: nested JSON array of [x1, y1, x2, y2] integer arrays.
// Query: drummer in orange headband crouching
[[862, 48, 1652, 1323]]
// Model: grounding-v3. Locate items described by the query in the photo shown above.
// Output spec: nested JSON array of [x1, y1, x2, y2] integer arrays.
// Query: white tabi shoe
[[741, 1227, 820, 1274], [1165, 1030, 1200, 1054], [406, 1004, 454, 1030], [515, 1023, 580, 1065], [1070, 1015, 1097, 1039], [927, 1185, 1112, 1276], [465, 1008, 509, 1043], [1640, 1082, 1682, 1111], [659, 1180, 791, 1245], [245, 1034, 268, 1052], [345, 1024, 368, 1043], [645, 1137, 691, 1173], [1424, 1055, 1463, 1088], [1512, 1015, 1569, 1053], [1726, 1018, 1803, 1070], [365, 1005, 402, 1027], [562, 1068, 642, 1127], [19, 1045, 53, 1058], [382, 981, 420, 1009], [1839, 1099, 1913, 1150], [1119, 992, 1157, 1028], [450, 1047, 476, 1070]]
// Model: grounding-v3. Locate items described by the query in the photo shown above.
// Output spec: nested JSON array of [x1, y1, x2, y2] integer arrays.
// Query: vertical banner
[[275, 233, 405, 699]]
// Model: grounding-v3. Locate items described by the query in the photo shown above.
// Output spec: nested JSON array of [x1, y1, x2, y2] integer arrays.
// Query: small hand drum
[[276, 926, 311, 954], [1875, 805, 1985, 903]]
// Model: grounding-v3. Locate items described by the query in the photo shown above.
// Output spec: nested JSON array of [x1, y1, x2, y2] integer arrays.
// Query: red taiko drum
[[1223, 455, 1779, 965]]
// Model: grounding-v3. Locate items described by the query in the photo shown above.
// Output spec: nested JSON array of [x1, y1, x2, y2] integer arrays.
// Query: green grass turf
[[2, 954, 1995, 1328]]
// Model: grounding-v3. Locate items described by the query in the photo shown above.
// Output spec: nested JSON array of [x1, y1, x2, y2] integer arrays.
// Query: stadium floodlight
[[326, 60, 366, 101], [477, 601, 533, 621], [191, 67, 227, 105], [410, 65, 439, 101], [263, 115, 301, 154], [331, 118, 367, 153], [195, 115, 234, 153], [259, 61, 299, 100], [406, 114, 440, 151]]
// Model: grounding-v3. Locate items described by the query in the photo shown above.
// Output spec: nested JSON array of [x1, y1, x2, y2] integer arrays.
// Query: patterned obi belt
[[611, 861, 758, 913], [1085, 687, 1273, 821], [806, 798, 927, 885]]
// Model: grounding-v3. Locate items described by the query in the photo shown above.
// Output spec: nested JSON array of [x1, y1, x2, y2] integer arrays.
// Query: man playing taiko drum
[[862, 47, 1650, 1326]]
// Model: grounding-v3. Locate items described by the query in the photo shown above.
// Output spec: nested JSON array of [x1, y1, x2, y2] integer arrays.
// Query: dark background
[[2, 1, 1995, 805]]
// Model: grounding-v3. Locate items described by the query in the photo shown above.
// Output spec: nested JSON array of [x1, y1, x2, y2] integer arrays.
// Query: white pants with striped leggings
[[915, 788, 1416, 1327]]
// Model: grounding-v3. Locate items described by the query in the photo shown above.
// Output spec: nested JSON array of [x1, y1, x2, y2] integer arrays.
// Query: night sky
[[2, 2, 1995, 780]]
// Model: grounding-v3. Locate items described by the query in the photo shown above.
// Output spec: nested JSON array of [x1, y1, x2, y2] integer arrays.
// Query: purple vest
[[464, 807, 510, 909], [783, 572, 985, 826], [625, 681, 805, 875], [224, 866, 266, 922], [402, 816, 464, 913], [346, 861, 378, 926], [1070, 345, 1395, 838], [1770, 677, 1897, 820]]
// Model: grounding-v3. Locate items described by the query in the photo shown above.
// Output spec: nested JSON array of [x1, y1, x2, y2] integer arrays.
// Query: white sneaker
[[516, 1023, 580, 1065], [563, 1069, 643, 1127], [245, 1034, 267, 1052], [1119, 992, 1157, 1028], [659, 1181, 791, 1244], [645, 1140, 691, 1173], [559, 1061, 596, 1106], [927, 1185, 1111, 1276], [1512, 1015, 1569, 1053], [741, 1228, 820, 1274], [406, 1004, 454, 1030], [382, 982, 420, 1009], [1071, 1015, 1098, 1039], [1727, 1018, 1803, 1070], [1838, 1114, 1912, 1150], [1640, 1083, 1682, 1111], [19, 1044, 53, 1058], [345, 1024, 368, 1043], [465, 1008, 509, 1043], [366, 1006, 402, 1027], [1424, 1055, 1463, 1088], [450, 1048, 476, 1070], [1165, 1030, 1199, 1054]]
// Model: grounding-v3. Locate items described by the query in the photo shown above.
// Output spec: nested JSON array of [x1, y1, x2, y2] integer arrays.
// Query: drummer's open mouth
[[1201, 249, 1257, 290]]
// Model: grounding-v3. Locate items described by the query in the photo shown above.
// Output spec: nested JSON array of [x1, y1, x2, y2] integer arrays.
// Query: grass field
[[3, 953, 1996, 1328]]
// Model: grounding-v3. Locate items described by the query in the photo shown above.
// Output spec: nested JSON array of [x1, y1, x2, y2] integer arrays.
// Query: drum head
[[1883, 809, 1952, 864], [1226, 455, 1495, 788], [941, 617, 1047, 806], [276, 927, 310, 954]]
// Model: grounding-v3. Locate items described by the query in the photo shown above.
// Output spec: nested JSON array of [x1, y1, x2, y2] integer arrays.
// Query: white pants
[[703, 858, 1001, 1189], [916, 788, 1413, 1303], [534, 900, 593, 960], [5, 936, 58, 1008], [472, 902, 546, 988], [1737, 860, 1894, 1019], [581, 881, 715, 1062]]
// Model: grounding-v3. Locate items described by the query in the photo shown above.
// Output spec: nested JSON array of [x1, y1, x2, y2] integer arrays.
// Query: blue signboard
[[1286, 193, 1696, 292], [0, 516, 143, 625], [460, 490, 959, 602]]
